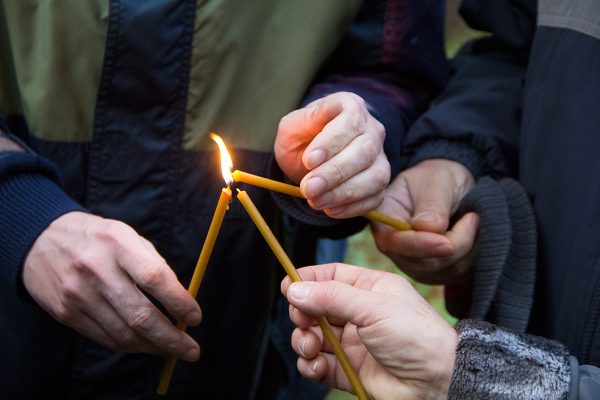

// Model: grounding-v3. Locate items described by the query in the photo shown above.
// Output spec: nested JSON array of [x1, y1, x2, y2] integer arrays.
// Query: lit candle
[[157, 133, 234, 395], [233, 169, 411, 231], [236, 189, 369, 400]]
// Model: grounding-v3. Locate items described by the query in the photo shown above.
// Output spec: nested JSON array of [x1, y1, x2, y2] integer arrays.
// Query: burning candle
[[233, 169, 412, 231], [157, 134, 234, 395], [236, 189, 369, 400]]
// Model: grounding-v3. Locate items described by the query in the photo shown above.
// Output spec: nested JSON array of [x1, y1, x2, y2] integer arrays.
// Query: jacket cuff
[[406, 138, 490, 179], [450, 320, 571, 400], [0, 152, 85, 299]]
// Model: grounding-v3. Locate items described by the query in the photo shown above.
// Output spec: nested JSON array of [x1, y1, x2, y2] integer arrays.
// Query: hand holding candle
[[274, 92, 391, 219]]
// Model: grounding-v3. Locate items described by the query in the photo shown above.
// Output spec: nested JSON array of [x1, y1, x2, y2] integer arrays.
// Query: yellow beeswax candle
[[233, 170, 303, 198], [157, 187, 232, 395], [233, 169, 411, 231], [236, 189, 369, 400]]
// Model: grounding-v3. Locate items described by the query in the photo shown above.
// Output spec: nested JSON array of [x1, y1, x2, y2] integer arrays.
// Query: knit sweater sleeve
[[0, 129, 85, 299]]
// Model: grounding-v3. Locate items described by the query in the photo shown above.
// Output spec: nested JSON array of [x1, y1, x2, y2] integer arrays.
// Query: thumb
[[410, 179, 456, 234], [287, 281, 377, 327]]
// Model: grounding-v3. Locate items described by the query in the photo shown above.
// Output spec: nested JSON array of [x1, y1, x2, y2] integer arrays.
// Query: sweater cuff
[[406, 138, 489, 179], [449, 320, 571, 400], [0, 153, 85, 299]]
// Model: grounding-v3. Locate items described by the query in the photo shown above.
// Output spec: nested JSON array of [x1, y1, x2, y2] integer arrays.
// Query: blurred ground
[[325, 2, 478, 399]]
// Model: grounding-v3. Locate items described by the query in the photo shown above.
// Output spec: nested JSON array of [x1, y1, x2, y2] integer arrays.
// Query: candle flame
[[210, 132, 234, 186]]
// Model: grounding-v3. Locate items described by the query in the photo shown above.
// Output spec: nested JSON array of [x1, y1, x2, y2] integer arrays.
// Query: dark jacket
[[404, 0, 600, 397], [0, 1, 447, 399]]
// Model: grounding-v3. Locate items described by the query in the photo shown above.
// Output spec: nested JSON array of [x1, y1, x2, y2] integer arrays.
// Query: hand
[[275, 92, 390, 218], [23, 211, 202, 361], [281, 263, 457, 400], [371, 159, 479, 285]]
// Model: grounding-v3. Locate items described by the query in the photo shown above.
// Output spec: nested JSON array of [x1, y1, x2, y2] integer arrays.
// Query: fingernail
[[415, 212, 440, 223], [304, 177, 327, 198], [305, 149, 326, 169], [297, 336, 307, 357], [181, 346, 200, 362], [185, 310, 202, 326], [309, 359, 319, 375], [288, 282, 311, 300]]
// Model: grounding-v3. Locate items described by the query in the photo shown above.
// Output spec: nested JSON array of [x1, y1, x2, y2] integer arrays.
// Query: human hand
[[371, 159, 479, 285], [275, 92, 390, 218], [281, 263, 457, 400], [23, 211, 202, 361]]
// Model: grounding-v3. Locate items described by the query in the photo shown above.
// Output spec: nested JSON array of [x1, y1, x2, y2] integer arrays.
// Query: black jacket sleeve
[[404, 0, 536, 179]]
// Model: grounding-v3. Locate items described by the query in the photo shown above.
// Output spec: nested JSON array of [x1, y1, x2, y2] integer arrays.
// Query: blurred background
[[325, 1, 478, 399]]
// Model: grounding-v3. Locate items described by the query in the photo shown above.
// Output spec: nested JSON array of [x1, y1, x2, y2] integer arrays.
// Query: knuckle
[[61, 278, 83, 303], [54, 301, 75, 323], [349, 113, 365, 135], [95, 220, 122, 245], [375, 163, 391, 188], [115, 329, 137, 349], [329, 163, 347, 185], [162, 339, 183, 355], [138, 266, 166, 289], [341, 183, 358, 202], [372, 119, 385, 140], [69, 251, 94, 274], [129, 308, 156, 333], [361, 138, 380, 164]]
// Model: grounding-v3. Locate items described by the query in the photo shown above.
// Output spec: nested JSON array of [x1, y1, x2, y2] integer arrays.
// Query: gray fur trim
[[449, 320, 571, 400]]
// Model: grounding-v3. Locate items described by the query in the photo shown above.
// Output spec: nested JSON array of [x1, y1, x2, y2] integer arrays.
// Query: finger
[[302, 95, 370, 170], [301, 129, 387, 200], [289, 302, 349, 335], [324, 193, 384, 219], [79, 301, 163, 355], [306, 153, 389, 211], [408, 174, 457, 234], [372, 229, 455, 259], [114, 230, 201, 326], [445, 212, 480, 259], [102, 275, 200, 362], [286, 280, 382, 328], [289, 303, 317, 328], [297, 353, 330, 384], [281, 263, 388, 295], [292, 327, 323, 359], [298, 351, 355, 393]]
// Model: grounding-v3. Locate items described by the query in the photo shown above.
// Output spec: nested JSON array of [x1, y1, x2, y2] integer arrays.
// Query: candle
[[233, 170, 303, 198], [233, 169, 411, 231], [157, 187, 231, 395], [157, 133, 234, 396], [236, 189, 369, 400]]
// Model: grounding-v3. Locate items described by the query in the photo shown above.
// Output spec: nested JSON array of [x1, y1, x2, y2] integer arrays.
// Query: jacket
[[0, 1, 447, 398], [404, 0, 600, 398]]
